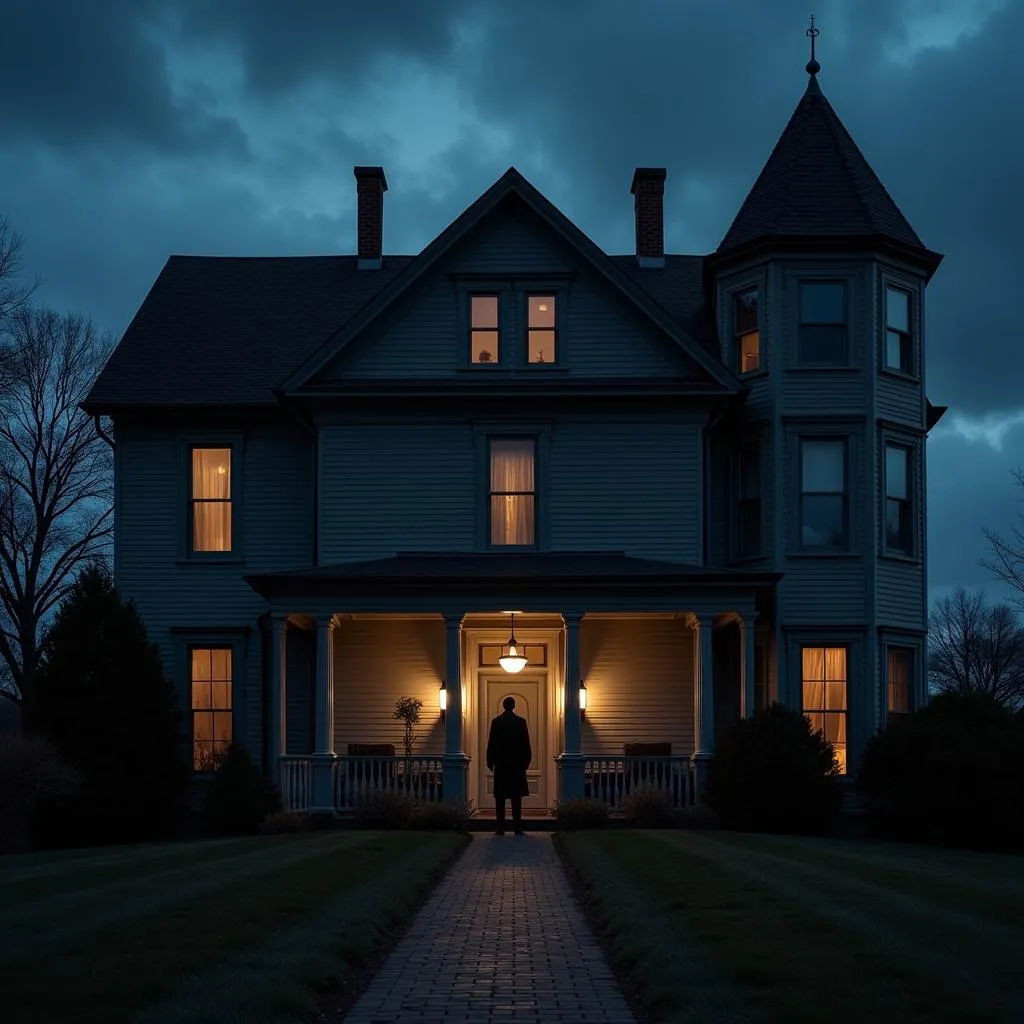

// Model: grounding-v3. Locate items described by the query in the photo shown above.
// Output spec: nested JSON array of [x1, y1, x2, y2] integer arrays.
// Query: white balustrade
[[278, 756, 313, 812], [582, 756, 693, 810]]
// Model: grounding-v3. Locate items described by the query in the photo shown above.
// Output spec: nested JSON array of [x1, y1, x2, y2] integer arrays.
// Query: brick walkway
[[342, 833, 636, 1023]]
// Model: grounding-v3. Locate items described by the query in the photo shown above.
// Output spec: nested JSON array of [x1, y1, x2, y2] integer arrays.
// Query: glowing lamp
[[498, 613, 528, 674], [579, 681, 588, 715]]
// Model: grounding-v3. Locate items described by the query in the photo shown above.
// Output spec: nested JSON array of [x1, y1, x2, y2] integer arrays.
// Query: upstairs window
[[470, 295, 500, 364], [798, 281, 848, 365], [737, 443, 762, 558], [490, 439, 535, 545], [191, 647, 232, 771], [191, 447, 232, 552], [884, 443, 913, 555], [885, 286, 912, 373], [802, 645, 847, 773], [886, 647, 911, 725], [800, 438, 848, 550], [527, 295, 557, 364], [733, 288, 761, 374]]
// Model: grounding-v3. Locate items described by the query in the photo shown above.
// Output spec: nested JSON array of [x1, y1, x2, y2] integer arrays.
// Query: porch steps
[[468, 814, 557, 832]]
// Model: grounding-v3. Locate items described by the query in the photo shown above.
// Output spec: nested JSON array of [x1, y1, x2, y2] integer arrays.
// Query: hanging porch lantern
[[498, 612, 528, 674]]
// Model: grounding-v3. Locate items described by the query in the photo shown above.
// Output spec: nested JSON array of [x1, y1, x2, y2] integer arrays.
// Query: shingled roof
[[717, 75, 937, 265]]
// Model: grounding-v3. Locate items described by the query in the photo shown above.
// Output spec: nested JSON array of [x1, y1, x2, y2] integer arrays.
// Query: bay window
[[798, 281, 848, 365], [800, 438, 848, 549], [885, 285, 912, 373], [884, 442, 913, 556], [801, 645, 847, 773]]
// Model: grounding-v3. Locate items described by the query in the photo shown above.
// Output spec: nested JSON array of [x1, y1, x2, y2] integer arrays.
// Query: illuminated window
[[191, 447, 232, 552], [737, 443, 762, 558], [885, 443, 913, 555], [887, 648, 911, 724], [490, 439, 535, 545], [527, 295, 556, 364], [800, 438, 847, 549], [734, 288, 760, 373], [801, 645, 847, 773], [471, 295, 500, 364], [885, 286, 912, 373], [191, 647, 232, 771], [798, 281, 848, 364]]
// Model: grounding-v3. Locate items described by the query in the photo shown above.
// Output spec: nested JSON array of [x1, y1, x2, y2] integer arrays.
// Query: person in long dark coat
[[486, 696, 532, 835]]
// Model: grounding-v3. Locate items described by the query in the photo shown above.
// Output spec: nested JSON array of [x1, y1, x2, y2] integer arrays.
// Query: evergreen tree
[[35, 564, 187, 845]]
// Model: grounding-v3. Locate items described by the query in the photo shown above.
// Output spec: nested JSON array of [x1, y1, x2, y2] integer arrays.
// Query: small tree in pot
[[393, 696, 423, 757]]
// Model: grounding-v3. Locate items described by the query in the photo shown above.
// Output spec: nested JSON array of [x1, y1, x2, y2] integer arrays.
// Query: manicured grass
[[0, 830, 465, 1024], [558, 830, 1024, 1024]]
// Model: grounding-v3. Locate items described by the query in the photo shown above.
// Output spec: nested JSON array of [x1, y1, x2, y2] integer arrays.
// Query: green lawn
[[0, 830, 465, 1024], [559, 830, 1024, 1024]]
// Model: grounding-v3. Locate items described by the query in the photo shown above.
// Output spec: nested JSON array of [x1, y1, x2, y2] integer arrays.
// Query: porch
[[244, 552, 779, 816]]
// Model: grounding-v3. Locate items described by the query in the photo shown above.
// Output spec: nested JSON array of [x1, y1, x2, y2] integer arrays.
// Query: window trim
[[880, 278, 918, 380], [798, 435, 850, 553], [473, 423, 550, 551], [178, 435, 244, 563], [734, 440, 763, 560], [185, 640, 239, 775], [799, 641, 850, 775], [468, 292, 502, 367], [797, 279, 850, 367]]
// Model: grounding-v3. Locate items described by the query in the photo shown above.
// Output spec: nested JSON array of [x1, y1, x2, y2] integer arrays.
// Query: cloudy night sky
[[2, 0, 1021, 608]]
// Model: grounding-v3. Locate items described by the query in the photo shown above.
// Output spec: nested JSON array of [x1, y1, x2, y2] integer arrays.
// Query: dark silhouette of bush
[[200, 743, 281, 835], [706, 702, 843, 835], [858, 692, 1024, 850], [0, 732, 80, 852], [34, 565, 188, 847]]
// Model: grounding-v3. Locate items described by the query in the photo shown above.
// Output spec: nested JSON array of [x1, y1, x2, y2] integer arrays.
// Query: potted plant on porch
[[393, 696, 425, 796]]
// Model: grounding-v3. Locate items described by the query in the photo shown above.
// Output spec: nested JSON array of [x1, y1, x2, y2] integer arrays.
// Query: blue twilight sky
[[2, 0, 1022, 609]]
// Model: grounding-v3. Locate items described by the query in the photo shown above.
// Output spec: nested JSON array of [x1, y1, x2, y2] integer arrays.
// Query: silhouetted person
[[486, 695, 532, 835]]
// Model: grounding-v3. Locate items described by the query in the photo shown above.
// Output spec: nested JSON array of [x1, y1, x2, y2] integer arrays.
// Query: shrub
[[619, 783, 673, 828], [257, 811, 311, 835], [34, 565, 188, 846], [706, 702, 843, 835], [0, 733, 80, 853], [357, 789, 418, 829], [200, 744, 281, 836], [410, 798, 474, 832], [858, 692, 1024, 850], [674, 802, 719, 830], [552, 797, 610, 831]]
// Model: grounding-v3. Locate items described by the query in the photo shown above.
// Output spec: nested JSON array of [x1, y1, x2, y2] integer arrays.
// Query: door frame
[[465, 626, 562, 814]]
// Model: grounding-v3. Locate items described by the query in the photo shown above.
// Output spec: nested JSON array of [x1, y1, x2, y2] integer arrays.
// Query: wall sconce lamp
[[579, 680, 588, 717], [439, 680, 447, 722]]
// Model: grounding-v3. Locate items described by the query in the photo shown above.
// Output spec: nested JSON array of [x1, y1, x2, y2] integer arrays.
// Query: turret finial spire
[[806, 14, 821, 75]]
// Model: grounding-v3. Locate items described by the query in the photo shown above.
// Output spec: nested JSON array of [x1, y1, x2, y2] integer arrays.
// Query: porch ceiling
[[244, 550, 781, 602]]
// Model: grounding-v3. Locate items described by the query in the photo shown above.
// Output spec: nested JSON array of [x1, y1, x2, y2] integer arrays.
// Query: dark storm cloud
[[0, 0, 246, 155]]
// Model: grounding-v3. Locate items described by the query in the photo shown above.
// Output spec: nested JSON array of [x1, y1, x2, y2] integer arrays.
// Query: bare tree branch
[[0, 215, 40, 335], [981, 466, 1024, 612], [928, 586, 1024, 709], [0, 305, 113, 728]]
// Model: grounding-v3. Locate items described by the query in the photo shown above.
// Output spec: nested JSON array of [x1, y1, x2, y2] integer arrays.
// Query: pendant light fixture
[[498, 612, 528, 674]]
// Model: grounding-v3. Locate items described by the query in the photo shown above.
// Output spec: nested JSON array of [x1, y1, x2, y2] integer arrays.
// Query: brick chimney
[[630, 167, 666, 267], [354, 166, 388, 269]]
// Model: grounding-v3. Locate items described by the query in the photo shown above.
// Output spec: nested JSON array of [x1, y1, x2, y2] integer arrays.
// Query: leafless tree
[[928, 586, 1024, 709], [0, 306, 113, 729], [982, 466, 1024, 612], [0, 215, 40, 328]]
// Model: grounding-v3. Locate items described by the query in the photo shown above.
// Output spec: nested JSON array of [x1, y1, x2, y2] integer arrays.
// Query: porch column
[[268, 614, 288, 776], [442, 613, 469, 801], [311, 615, 337, 813], [690, 614, 715, 797], [740, 613, 757, 719], [560, 611, 585, 799]]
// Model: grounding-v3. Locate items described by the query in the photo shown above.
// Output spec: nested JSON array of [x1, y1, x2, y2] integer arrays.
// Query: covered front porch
[[245, 552, 779, 816]]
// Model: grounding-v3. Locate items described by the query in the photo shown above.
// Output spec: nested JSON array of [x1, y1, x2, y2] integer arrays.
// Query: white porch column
[[740, 614, 757, 719], [442, 613, 469, 801], [311, 615, 337, 813], [268, 614, 288, 776], [560, 611, 585, 799], [690, 614, 715, 797]]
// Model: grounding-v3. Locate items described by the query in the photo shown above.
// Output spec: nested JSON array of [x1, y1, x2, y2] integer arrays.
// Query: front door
[[480, 674, 547, 811]]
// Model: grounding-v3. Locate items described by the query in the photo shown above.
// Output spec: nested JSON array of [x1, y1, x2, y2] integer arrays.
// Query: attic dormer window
[[733, 288, 760, 374], [470, 295, 500, 365]]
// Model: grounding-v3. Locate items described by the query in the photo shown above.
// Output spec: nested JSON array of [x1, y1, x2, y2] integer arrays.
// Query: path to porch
[[338, 833, 635, 1023]]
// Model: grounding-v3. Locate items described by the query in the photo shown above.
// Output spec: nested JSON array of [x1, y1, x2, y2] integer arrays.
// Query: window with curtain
[[191, 647, 232, 771], [887, 648, 911, 724], [798, 281, 848, 364], [733, 287, 760, 373], [191, 447, 232, 552], [800, 438, 847, 549], [490, 438, 535, 545], [527, 295, 557, 364], [885, 443, 912, 555], [801, 645, 847, 773]]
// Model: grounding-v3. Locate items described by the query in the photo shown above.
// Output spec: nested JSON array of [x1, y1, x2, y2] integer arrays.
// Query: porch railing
[[583, 756, 694, 811], [279, 756, 312, 812], [334, 756, 444, 811]]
